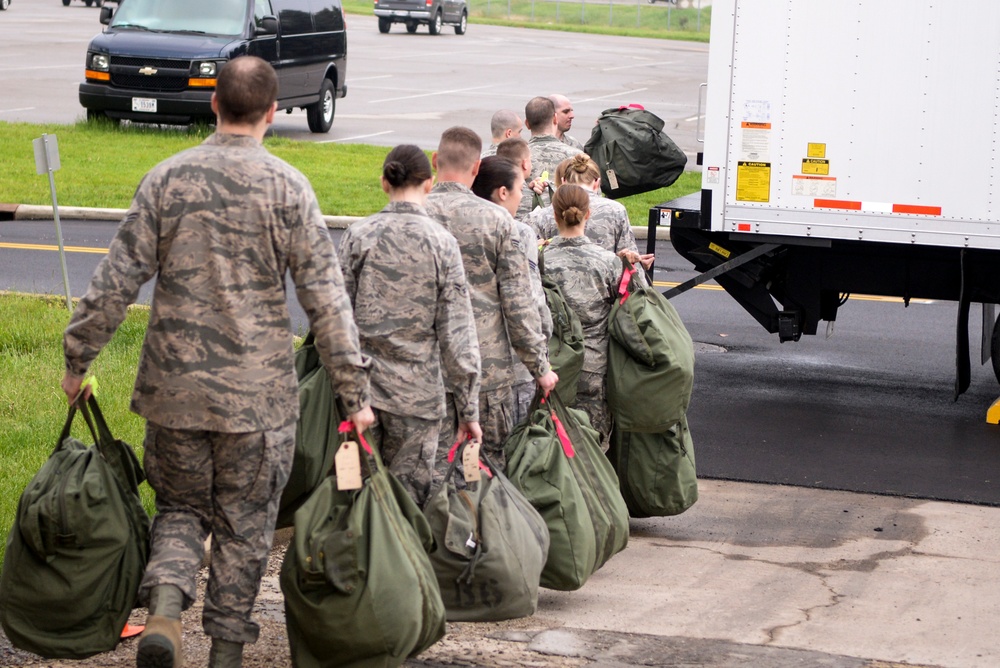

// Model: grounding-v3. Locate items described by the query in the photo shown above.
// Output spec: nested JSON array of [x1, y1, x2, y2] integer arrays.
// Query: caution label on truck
[[802, 158, 830, 175], [736, 161, 771, 202]]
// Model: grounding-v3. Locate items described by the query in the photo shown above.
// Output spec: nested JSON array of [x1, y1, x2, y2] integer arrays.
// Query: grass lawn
[[0, 121, 699, 227]]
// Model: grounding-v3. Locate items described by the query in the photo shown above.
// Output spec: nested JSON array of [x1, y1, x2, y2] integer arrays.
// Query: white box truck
[[654, 0, 1000, 397]]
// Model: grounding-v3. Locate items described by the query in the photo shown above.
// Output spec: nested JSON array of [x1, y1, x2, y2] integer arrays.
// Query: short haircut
[[383, 144, 432, 189], [472, 156, 520, 202], [215, 56, 278, 125], [555, 153, 600, 186], [436, 126, 482, 172], [524, 96, 555, 132], [552, 184, 590, 228], [490, 110, 521, 140], [495, 137, 530, 163]]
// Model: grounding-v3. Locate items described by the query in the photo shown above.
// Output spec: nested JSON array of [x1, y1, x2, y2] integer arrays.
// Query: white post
[[32, 134, 73, 312]]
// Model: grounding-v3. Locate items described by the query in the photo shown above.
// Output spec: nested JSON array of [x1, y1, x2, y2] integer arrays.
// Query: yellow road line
[[652, 281, 934, 304], [0, 242, 108, 254]]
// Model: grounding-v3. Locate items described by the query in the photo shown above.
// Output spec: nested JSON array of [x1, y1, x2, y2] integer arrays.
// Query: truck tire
[[378, 17, 391, 33], [405, 20, 418, 33], [454, 11, 467, 34], [991, 314, 1000, 384], [0, 0, 10, 11], [428, 10, 442, 35], [306, 79, 336, 133], [85, 0, 93, 6], [62, 0, 71, 5]]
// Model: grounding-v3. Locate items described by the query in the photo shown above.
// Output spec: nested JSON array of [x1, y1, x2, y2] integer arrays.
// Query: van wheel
[[307, 79, 336, 133], [378, 17, 391, 33], [405, 21, 418, 33], [428, 10, 442, 35], [84, 0, 93, 5], [62, 0, 70, 5], [455, 11, 467, 34], [0, 0, 10, 10]]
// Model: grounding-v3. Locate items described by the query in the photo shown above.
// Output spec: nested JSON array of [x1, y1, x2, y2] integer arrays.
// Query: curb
[[5, 204, 671, 240]]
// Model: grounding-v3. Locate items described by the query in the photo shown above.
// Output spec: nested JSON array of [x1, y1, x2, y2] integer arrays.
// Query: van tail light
[[426, 0, 432, 5]]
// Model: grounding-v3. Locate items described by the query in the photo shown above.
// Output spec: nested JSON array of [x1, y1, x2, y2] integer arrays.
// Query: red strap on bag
[[446, 438, 493, 478], [540, 395, 575, 458], [338, 421, 373, 454], [617, 103, 645, 111], [618, 264, 635, 305]]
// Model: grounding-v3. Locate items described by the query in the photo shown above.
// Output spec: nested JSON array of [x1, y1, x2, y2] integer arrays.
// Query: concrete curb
[[6, 204, 671, 240]]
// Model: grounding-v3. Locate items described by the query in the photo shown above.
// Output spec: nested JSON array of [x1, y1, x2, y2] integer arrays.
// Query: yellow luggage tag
[[462, 440, 482, 483], [335, 440, 363, 491]]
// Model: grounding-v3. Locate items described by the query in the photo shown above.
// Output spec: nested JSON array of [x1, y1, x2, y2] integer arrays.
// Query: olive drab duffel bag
[[504, 391, 628, 591], [277, 331, 344, 529], [424, 440, 550, 621], [280, 424, 446, 668], [606, 259, 699, 517], [539, 246, 586, 406], [583, 104, 688, 199], [0, 396, 149, 659]]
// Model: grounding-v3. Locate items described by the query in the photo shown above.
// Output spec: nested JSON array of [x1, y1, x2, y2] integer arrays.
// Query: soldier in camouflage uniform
[[496, 137, 547, 222], [481, 109, 522, 158], [526, 153, 653, 285], [61, 57, 373, 668], [522, 96, 582, 219], [550, 94, 586, 151], [339, 144, 482, 506], [472, 156, 553, 425], [425, 127, 558, 474], [541, 184, 623, 448]]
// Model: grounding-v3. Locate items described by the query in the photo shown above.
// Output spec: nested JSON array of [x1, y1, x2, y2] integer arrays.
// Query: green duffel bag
[[504, 392, 628, 591], [280, 428, 446, 668], [608, 416, 698, 518], [277, 332, 343, 529], [0, 397, 149, 659], [608, 260, 695, 432], [424, 441, 550, 621], [539, 246, 585, 406]]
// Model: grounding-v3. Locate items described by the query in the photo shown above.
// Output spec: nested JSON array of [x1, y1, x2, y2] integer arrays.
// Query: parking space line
[[370, 84, 497, 104], [602, 61, 676, 72], [575, 88, 649, 103], [0, 107, 36, 115], [319, 130, 395, 143]]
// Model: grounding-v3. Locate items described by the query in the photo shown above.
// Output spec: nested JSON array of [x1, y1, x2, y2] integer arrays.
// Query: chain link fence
[[468, 0, 710, 32]]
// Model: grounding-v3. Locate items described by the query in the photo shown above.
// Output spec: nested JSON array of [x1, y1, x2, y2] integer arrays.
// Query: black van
[[79, 0, 347, 132]]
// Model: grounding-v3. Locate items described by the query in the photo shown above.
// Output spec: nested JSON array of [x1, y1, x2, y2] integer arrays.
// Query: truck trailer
[[655, 0, 1000, 398]]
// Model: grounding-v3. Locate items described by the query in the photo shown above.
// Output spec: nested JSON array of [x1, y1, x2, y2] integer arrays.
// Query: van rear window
[[111, 0, 249, 36]]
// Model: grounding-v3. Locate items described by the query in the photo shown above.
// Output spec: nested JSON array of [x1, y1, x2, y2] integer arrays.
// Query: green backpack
[[0, 397, 149, 659], [504, 391, 628, 591], [583, 104, 688, 199], [538, 247, 586, 406], [276, 332, 343, 529], [280, 429, 446, 668], [424, 442, 550, 621]]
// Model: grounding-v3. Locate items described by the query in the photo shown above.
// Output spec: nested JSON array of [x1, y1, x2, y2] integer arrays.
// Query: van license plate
[[132, 98, 157, 113]]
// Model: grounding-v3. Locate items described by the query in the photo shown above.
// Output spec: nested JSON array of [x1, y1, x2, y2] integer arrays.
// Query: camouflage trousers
[[370, 409, 440, 507], [139, 420, 295, 644], [436, 386, 514, 483], [510, 379, 538, 428], [577, 371, 612, 452]]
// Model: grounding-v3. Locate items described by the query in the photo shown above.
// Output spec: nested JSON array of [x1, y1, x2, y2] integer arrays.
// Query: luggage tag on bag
[[462, 440, 482, 483], [607, 168, 620, 190], [335, 440, 363, 491]]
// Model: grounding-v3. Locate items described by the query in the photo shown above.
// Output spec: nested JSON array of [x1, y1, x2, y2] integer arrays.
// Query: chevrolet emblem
[[138, 66, 158, 76]]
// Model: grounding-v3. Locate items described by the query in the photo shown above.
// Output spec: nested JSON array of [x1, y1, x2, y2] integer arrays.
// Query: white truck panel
[[703, 0, 1000, 249]]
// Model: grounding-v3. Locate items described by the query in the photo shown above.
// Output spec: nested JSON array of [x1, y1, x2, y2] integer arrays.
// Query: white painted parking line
[[370, 84, 497, 104], [0, 107, 36, 115], [602, 61, 676, 71], [348, 75, 394, 82], [684, 114, 704, 122], [319, 131, 395, 144], [575, 88, 649, 103]]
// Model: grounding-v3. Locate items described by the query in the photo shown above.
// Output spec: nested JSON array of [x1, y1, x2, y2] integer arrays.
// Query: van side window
[[254, 0, 274, 25], [273, 0, 314, 35]]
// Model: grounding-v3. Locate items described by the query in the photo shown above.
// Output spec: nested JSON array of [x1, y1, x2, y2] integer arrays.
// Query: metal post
[[697, 0, 701, 31], [531, 0, 535, 20], [636, 0, 640, 29], [507, 0, 511, 18], [33, 134, 73, 312], [581, 0, 585, 24], [667, 5, 671, 29], [609, 0, 613, 25]]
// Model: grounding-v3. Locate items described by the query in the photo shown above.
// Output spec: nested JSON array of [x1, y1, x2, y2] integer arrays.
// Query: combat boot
[[137, 585, 184, 668], [208, 637, 243, 668]]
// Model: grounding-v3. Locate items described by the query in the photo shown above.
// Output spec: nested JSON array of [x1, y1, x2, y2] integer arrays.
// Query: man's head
[[212, 56, 278, 127], [489, 110, 523, 144], [433, 126, 483, 181], [524, 96, 556, 135], [549, 94, 575, 137], [495, 137, 532, 179]]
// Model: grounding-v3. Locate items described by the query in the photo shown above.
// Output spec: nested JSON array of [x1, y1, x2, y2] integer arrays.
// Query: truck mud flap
[[955, 249, 971, 400]]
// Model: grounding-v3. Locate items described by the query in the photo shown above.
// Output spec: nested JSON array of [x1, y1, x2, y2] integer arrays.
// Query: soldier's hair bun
[[382, 145, 433, 189], [552, 184, 590, 229], [555, 152, 600, 187]]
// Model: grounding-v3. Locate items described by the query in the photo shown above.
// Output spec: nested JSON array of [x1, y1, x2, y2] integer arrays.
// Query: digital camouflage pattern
[[425, 182, 551, 391], [63, 133, 371, 433], [527, 135, 582, 184], [338, 201, 481, 424], [370, 409, 441, 506], [512, 219, 552, 387], [140, 421, 296, 644], [560, 133, 585, 152], [437, 385, 515, 477], [577, 370, 611, 448], [481, 144, 498, 158], [541, 236, 620, 375]]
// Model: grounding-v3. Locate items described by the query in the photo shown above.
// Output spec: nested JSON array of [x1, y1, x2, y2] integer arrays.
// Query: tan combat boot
[[136, 584, 184, 668]]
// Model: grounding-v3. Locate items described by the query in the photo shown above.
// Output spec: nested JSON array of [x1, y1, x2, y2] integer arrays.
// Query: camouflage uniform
[[425, 182, 551, 471], [511, 219, 552, 426], [560, 132, 585, 152], [517, 135, 582, 219], [339, 201, 481, 505], [481, 144, 498, 158], [541, 235, 621, 447], [63, 133, 370, 644], [526, 190, 649, 286]]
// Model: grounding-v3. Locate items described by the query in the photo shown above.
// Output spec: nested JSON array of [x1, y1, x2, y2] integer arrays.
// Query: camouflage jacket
[[64, 133, 371, 432], [481, 144, 498, 158], [339, 201, 481, 422], [425, 182, 551, 391], [541, 235, 621, 374], [526, 191, 649, 286], [520, 135, 582, 219], [511, 218, 553, 384], [560, 133, 585, 151]]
